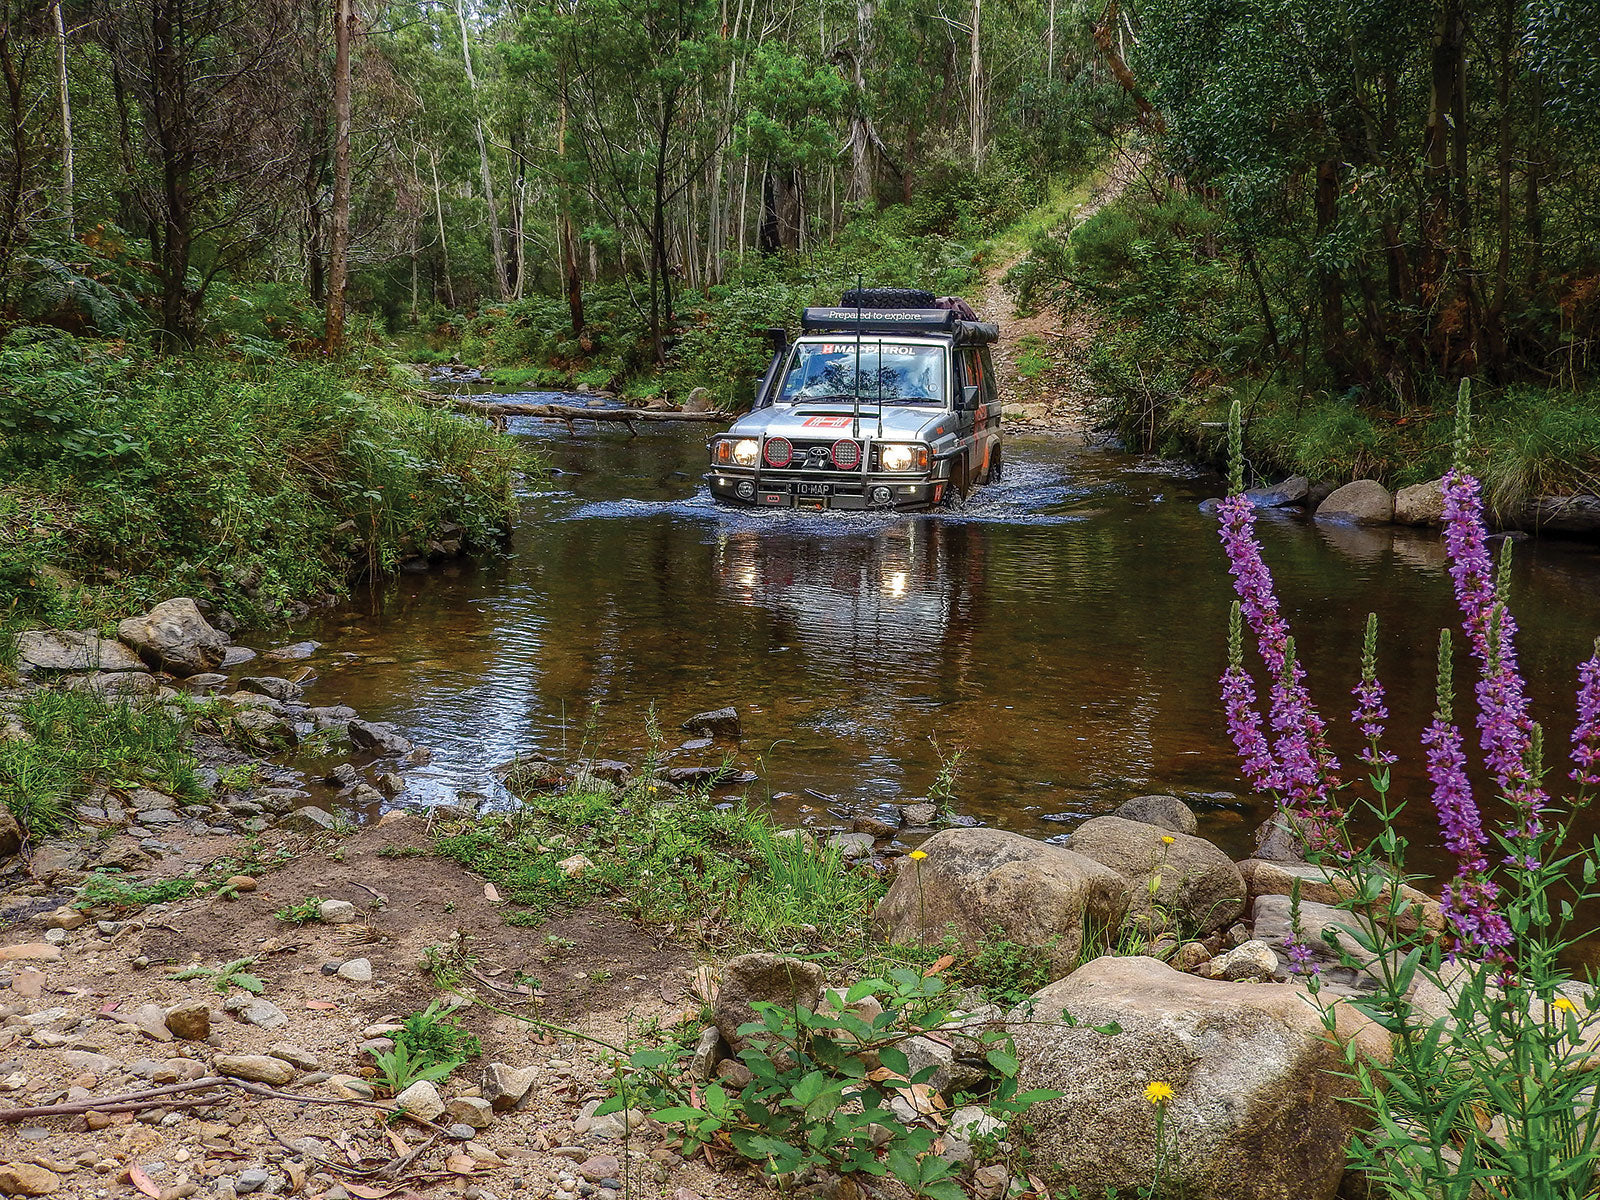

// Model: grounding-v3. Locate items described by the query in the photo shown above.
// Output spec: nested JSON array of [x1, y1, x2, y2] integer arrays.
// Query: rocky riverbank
[[0, 597, 1515, 1200], [1203, 472, 1600, 537]]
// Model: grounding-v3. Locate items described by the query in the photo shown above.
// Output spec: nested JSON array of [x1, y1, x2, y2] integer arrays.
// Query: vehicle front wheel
[[985, 443, 1003, 484]]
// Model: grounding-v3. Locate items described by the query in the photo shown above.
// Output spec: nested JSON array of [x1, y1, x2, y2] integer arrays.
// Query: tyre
[[985, 442, 1003, 484], [839, 287, 937, 310]]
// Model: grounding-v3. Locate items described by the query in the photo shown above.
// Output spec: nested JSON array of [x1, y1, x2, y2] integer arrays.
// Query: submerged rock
[[680, 707, 740, 740], [1315, 480, 1394, 525]]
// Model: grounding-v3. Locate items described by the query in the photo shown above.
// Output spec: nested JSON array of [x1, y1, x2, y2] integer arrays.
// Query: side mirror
[[962, 385, 981, 409]]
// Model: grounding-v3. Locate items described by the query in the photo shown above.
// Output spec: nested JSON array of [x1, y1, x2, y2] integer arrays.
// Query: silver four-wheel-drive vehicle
[[705, 287, 1001, 511]]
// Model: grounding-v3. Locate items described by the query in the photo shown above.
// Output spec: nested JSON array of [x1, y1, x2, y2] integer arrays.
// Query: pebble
[[318, 899, 359, 925], [42, 929, 67, 947], [394, 1079, 446, 1121], [336, 958, 373, 983], [214, 1054, 296, 1086], [236, 1167, 271, 1194], [0, 1163, 62, 1195], [447, 1123, 478, 1140]]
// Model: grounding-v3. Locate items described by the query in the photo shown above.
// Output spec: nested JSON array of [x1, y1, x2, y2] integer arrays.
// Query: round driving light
[[763, 437, 793, 467], [831, 439, 862, 469], [732, 439, 759, 466], [736, 481, 755, 499], [871, 486, 892, 505], [880, 444, 915, 472]]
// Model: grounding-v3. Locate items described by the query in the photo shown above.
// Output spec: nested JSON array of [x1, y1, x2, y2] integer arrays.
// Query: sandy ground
[[0, 817, 782, 1200]]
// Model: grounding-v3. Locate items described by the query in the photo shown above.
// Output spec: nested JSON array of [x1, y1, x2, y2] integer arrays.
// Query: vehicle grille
[[766, 438, 863, 473]]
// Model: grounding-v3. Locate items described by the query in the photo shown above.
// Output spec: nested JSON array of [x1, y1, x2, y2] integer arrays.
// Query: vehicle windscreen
[[775, 341, 945, 406]]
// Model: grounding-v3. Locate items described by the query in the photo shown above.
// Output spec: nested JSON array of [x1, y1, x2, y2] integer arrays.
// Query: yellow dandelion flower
[[1144, 1081, 1174, 1106], [1161, 835, 1175, 845], [909, 850, 928, 861], [1554, 997, 1578, 1014]]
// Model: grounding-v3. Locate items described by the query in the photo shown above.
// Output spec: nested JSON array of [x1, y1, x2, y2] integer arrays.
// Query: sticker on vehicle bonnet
[[802, 416, 853, 428]]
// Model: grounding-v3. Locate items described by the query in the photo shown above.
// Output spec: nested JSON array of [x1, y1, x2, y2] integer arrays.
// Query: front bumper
[[705, 471, 943, 510]]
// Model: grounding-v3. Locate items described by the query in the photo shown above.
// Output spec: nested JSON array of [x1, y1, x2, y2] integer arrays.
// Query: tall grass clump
[[0, 689, 202, 836], [435, 774, 882, 953], [1213, 383, 1600, 1197], [0, 329, 520, 627]]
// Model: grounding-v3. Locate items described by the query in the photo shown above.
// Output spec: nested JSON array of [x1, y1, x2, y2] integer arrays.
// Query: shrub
[[1212, 389, 1600, 1196]]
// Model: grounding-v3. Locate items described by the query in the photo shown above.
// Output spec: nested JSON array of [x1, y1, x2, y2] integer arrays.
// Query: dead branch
[[422, 393, 727, 423]]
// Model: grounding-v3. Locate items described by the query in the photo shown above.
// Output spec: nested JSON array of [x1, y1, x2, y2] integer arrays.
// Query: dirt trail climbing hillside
[[977, 149, 1151, 442]]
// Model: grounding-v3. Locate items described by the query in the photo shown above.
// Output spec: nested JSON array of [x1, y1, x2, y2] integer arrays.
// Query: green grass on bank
[[0, 688, 203, 836], [428, 769, 1088, 1007], [0, 328, 522, 633], [433, 777, 882, 955]]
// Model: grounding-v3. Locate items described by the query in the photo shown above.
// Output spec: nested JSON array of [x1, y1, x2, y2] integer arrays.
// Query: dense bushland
[[0, 329, 520, 632], [402, 160, 1047, 408]]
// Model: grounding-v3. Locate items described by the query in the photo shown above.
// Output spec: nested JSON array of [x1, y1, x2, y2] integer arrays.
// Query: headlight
[[879, 444, 927, 472], [732, 439, 759, 466]]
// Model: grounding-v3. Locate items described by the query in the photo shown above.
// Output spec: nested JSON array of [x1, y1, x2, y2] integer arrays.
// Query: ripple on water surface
[[284, 420, 1600, 875]]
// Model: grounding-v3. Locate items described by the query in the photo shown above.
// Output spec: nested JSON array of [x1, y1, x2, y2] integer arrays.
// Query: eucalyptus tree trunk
[[455, 0, 509, 300], [428, 147, 455, 308], [556, 66, 583, 334], [968, 0, 983, 168], [324, 0, 354, 353], [51, 0, 72, 234]]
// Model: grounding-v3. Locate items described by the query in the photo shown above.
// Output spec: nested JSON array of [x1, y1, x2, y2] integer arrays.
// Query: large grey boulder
[[1244, 476, 1310, 509], [1010, 955, 1389, 1200], [1111, 795, 1198, 835], [873, 828, 1130, 977], [713, 953, 825, 1052], [17, 629, 144, 674], [117, 599, 227, 676], [1067, 817, 1245, 936], [1315, 480, 1394, 525], [1394, 479, 1446, 526]]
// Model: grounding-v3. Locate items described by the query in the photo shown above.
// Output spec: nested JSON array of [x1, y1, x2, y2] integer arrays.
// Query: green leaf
[[986, 1048, 1020, 1077]]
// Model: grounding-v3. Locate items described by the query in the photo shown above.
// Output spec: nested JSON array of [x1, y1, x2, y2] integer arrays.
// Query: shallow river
[[282, 401, 1600, 876]]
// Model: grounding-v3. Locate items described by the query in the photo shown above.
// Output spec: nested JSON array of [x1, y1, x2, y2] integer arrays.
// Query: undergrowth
[[0, 329, 521, 632], [434, 778, 884, 955], [0, 689, 202, 836]]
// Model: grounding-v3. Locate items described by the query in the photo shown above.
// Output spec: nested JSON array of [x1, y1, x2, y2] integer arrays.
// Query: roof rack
[[799, 306, 998, 345]]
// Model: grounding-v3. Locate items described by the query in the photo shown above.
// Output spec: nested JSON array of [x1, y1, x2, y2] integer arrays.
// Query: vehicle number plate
[[795, 482, 832, 497]]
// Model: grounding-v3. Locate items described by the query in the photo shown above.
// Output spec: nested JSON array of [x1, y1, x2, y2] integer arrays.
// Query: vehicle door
[[955, 347, 989, 480]]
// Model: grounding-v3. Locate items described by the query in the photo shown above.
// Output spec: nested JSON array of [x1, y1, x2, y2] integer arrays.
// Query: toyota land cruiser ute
[[705, 288, 1001, 511]]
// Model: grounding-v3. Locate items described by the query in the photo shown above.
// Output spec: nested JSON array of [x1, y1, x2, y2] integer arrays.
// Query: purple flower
[[1282, 935, 1320, 976], [1421, 716, 1490, 875], [1574, 643, 1600, 788], [1222, 665, 1280, 791], [1216, 494, 1343, 840], [1440, 471, 1547, 838]]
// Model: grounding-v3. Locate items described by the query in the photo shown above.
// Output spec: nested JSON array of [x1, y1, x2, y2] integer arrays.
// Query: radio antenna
[[852, 275, 862, 442]]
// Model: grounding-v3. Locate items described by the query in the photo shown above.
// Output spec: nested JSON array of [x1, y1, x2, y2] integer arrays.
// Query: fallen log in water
[[423, 392, 728, 430]]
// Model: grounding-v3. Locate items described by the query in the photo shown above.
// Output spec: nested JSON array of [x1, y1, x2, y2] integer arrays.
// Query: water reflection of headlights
[[883, 570, 908, 598]]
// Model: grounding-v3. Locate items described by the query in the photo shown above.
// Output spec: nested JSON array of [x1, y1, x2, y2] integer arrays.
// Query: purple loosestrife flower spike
[[1422, 628, 1508, 956], [1574, 638, 1600, 789], [1351, 612, 1396, 768], [1440, 468, 1547, 843], [1223, 601, 1281, 792], [1215, 420, 1342, 844]]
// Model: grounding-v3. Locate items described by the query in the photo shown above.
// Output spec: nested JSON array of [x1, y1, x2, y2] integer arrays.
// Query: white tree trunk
[[455, 0, 509, 300], [51, 0, 73, 234]]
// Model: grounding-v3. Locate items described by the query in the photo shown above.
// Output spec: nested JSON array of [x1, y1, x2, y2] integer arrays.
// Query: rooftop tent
[[798, 306, 998, 345]]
